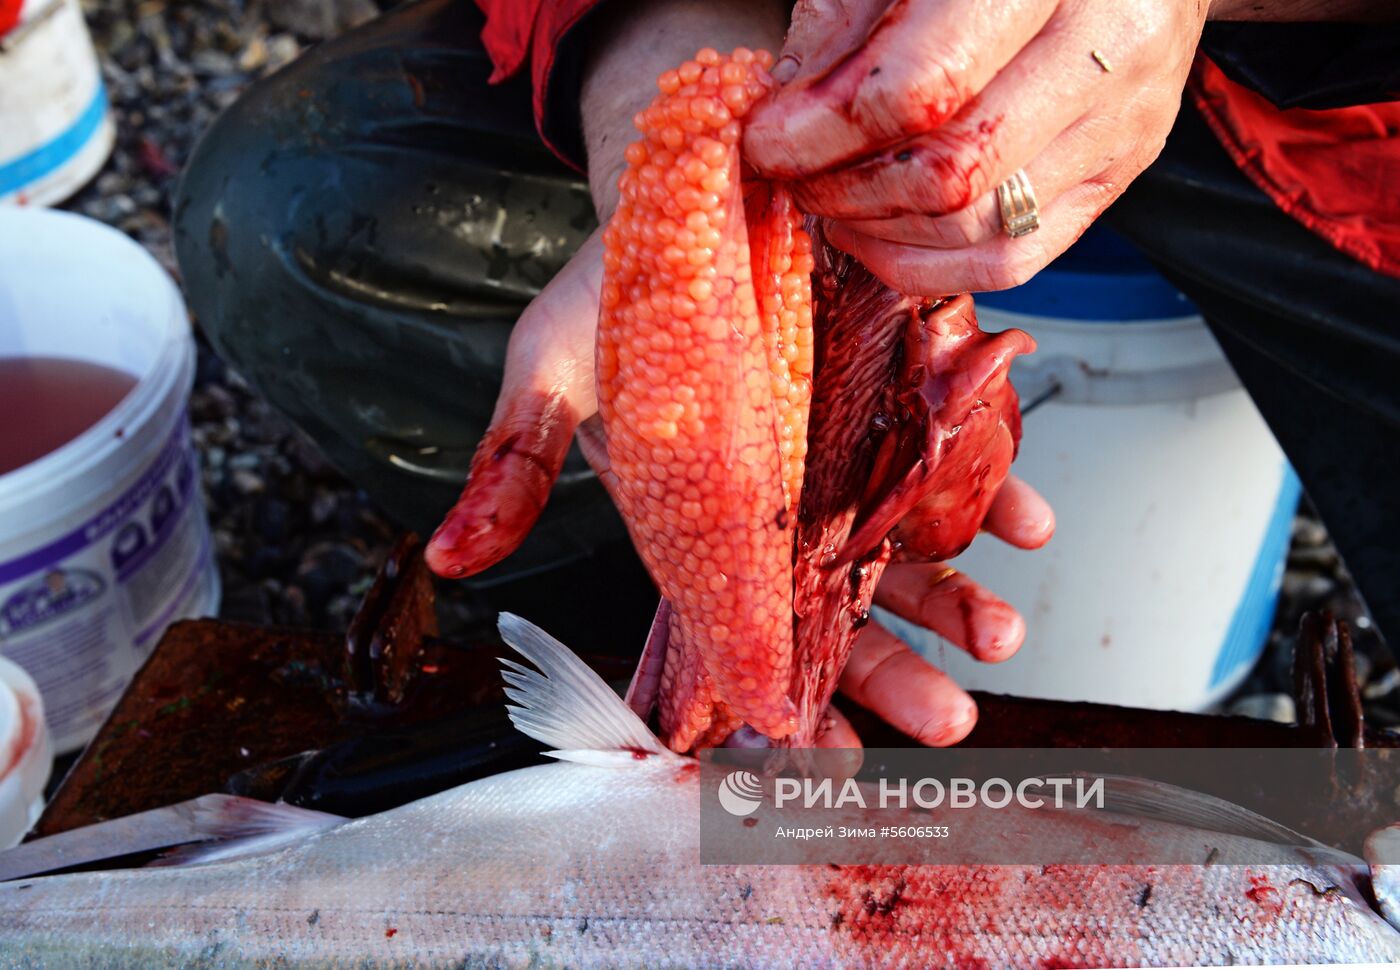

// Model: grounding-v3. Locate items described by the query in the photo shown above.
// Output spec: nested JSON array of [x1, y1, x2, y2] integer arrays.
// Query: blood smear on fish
[[0, 356, 136, 475]]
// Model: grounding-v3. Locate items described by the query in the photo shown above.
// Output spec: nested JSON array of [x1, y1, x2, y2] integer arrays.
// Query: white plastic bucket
[[0, 208, 220, 753], [0, 654, 51, 848], [879, 227, 1298, 712], [0, 0, 116, 206]]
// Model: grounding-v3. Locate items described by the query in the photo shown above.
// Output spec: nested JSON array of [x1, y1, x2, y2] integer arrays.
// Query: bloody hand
[[743, 0, 1210, 295], [425, 232, 1054, 748]]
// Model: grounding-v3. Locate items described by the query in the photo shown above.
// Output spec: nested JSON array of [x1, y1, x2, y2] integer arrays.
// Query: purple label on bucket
[[110, 450, 195, 583], [0, 415, 188, 585], [1, 568, 106, 634]]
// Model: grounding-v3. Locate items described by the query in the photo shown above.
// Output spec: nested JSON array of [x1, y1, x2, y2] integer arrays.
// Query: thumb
[[425, 232, 603, 579], [771, 0, 887, 84], [747, 0, 888, 174]]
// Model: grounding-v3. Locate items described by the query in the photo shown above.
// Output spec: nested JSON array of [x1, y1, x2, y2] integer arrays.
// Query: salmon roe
[[598, 47, 811, 746]]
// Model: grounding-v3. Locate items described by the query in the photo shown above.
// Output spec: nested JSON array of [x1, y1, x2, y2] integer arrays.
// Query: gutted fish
[[2, 615, 1396, 968]]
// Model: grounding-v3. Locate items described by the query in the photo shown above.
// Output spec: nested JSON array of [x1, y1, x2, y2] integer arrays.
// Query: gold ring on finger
[[996, 169, 1040, 238]]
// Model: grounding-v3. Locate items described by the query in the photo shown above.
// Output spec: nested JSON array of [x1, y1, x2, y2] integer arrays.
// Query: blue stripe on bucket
[[975, 224, 1200, 322], [1209, 464, 1302, 689], [975, 269, 1197, 321], [0, 81, 108, 198]]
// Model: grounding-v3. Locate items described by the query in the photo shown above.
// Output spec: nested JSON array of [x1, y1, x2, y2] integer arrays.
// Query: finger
[[839, 623, 977, 746], [746, 0, 1056, 178], [831, 104, 1142, 248], [787, 15, 1109, 221], [771, 0, 887, 85], [576, 414, 629, 532], [824, 174, 1124, 295], [425, 232, 604, 579], [576, 414, 614, 484], [873, 562, 1024, 663], [830, 112, 1104, 247], [983, 474, 1054, 550]]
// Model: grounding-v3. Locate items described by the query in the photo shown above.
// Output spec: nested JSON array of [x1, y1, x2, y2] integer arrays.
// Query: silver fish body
[[2, 758, 1398, 968], [2, 616, 1397, 968]]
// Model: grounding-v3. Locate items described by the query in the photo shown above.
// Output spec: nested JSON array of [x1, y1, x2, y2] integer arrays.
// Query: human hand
[[816, 475, 1054, 748], [744, 0, 1210, 295], [422, 230, 603, 580], [422, 232, 1054, 747]]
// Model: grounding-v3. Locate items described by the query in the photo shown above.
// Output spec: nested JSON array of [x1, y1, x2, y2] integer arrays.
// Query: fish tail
[[498, 613, 680, 764]]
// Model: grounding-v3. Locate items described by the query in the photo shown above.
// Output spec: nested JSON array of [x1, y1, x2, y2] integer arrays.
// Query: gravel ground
[[68, 0, 404, 637], [57, 0, 1399, 731]]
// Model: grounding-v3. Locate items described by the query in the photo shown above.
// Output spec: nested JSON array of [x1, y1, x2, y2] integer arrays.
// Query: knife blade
[[0, 794, 235, 882]]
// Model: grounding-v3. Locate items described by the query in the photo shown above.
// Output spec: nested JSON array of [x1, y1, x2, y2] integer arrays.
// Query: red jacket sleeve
[[1191, 58, 1400, 279], [474, 0, 607, 171], [0, 0, 24, 37]]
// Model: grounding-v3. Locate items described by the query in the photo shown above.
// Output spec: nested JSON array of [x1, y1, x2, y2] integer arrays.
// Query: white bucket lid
[[0, 655, 52, 848]]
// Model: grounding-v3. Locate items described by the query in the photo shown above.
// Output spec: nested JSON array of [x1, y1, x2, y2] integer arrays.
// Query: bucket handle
[[1013, 354, 1239, 409]]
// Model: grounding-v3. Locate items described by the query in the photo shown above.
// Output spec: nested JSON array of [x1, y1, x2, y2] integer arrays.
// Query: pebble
[[192, 383, 238, 421], [265, 34, 302, 72], [1281, 571, 1336, 604], [310, 489, 339, 526], [268, 0, 378, 41], [190, 49, 237, 76], [1291, 516, 1330, 548], [237, 36, 267, 72], [1287, 545, 1340, 572], [1366, 668, 1400, 702], [231, 469, 266, 495], [1228, 692, 1296, 725]]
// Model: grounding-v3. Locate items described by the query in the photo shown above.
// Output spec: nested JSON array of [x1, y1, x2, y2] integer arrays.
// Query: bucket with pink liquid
[[0, 208, 220, 754]]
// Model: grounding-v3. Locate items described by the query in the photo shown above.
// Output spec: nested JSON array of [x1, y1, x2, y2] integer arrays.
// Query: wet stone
[[268, 0, 378, 41], [1228, 692, 1296, 725], [1291, 516, 1330, 548], [1281, 571, 1336, 605]]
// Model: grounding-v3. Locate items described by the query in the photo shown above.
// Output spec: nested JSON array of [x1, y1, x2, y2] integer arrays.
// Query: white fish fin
[[1083, 773, 1359, 862], [1364, 824, 1400, 930], [498, 613, 677, 763], [149, 796, 346, 868]]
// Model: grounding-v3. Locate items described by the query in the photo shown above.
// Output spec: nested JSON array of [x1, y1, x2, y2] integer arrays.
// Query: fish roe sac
[[598, 47, 811, 743]]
